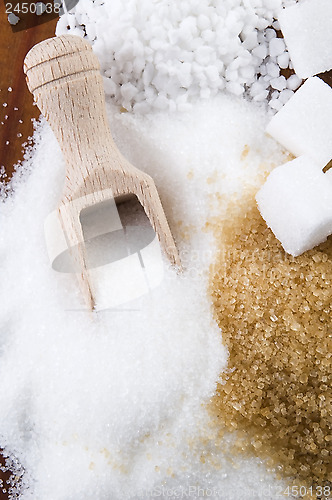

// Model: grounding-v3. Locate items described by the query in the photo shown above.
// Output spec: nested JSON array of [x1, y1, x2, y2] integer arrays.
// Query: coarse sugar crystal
[[210, 195, 331, 491], [56, 0, 300, 112], [0, 96, 289, 498]]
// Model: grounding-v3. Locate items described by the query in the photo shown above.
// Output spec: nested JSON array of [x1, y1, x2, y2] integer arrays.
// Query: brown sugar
[[209, 194, 331, 492]]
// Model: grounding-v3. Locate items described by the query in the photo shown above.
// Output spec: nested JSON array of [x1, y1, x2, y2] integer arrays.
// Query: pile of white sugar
[[56, 0, 302, 113], [2, 0, 313, 496], [0, 95, 289, 499]]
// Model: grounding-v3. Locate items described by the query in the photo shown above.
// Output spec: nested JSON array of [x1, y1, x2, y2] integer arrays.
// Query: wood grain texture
[[24, 35, 180, 310], [0, 7, 58, 179]]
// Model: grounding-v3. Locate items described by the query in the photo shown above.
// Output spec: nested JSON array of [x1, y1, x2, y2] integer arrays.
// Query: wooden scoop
[[24, 35, 180, 310]]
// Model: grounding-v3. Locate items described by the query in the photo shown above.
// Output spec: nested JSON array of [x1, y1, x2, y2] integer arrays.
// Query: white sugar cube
[[256, 156, 332, 256], [266, 77, 332, 165], [279, 0, 332, 78]]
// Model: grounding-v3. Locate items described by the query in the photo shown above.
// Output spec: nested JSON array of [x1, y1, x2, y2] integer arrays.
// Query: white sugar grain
[[286, 74, 301, 91], [270, 76, 287, 91], [56, 0, 301, 113], [0, 95, 288, 499], [269, 37, 285, 58]]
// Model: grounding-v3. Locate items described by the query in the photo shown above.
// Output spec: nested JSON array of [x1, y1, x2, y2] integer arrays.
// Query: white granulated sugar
[[279, 0, 332, 79], [56, 0, 301, 113], [0, 95, 288, 499]]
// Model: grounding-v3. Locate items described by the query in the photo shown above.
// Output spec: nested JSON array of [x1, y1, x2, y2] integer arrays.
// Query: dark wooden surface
[[0, 7, 58, 498], [0, 7, 58, 179]]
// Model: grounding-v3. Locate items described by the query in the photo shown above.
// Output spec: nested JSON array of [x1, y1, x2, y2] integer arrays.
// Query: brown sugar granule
[[209, 195, 331, 491]]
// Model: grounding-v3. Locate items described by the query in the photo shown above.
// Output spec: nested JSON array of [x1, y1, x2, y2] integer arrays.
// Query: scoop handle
[[23, 35, 120, 196]]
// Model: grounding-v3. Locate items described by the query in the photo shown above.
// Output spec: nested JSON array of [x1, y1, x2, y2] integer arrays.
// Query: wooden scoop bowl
[[24, 35, 180, 310]]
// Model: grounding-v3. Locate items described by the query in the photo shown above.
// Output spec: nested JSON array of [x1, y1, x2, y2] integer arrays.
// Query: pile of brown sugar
[[209, 195, 331, 492]]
